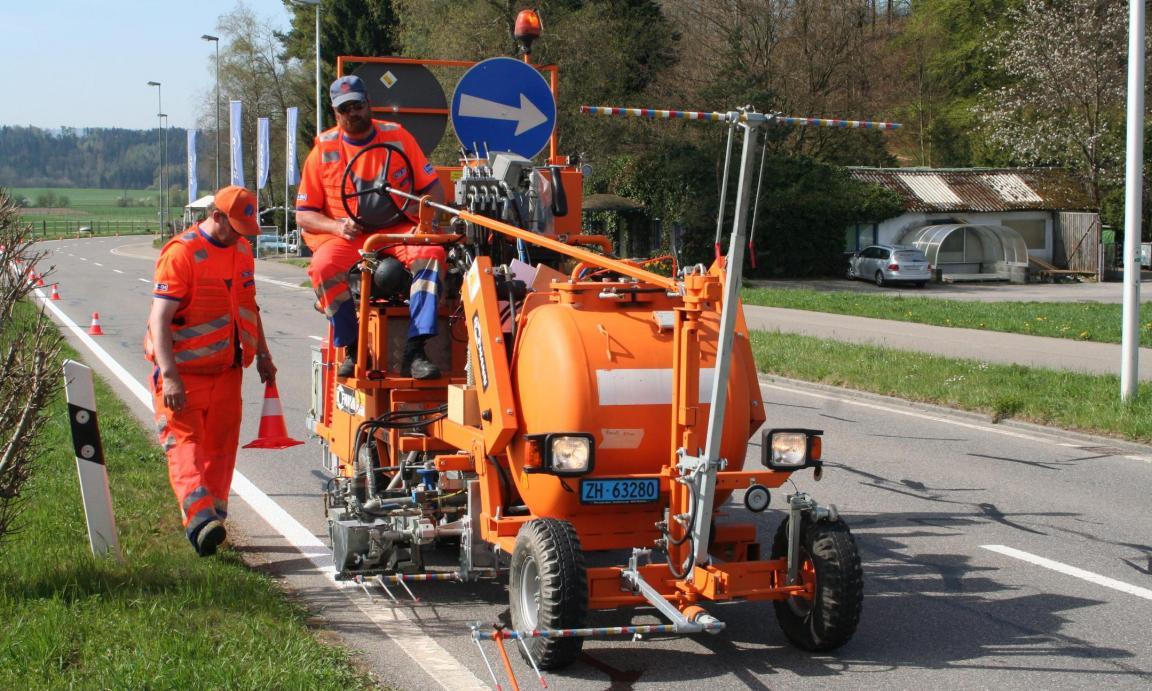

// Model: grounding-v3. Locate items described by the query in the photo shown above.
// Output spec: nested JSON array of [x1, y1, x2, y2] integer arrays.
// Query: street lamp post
[[292, 0, 322, 136], [160, 114, 169, 233], [147, 81, 164, 233], [201, 34, 221, 191]]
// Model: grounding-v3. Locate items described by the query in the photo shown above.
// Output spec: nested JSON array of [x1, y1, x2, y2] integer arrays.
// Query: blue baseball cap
[[330, 75, 368, 108]]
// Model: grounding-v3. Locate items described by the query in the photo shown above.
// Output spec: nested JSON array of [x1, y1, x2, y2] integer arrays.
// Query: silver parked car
[[847, 244, 932, 288]]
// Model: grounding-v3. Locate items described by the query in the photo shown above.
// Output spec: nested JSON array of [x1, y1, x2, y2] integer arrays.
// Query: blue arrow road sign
[[451, 57, 556, 160]]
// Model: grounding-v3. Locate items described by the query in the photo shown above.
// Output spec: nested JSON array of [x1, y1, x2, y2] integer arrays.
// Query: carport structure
[[901, 224, 1029, 283]]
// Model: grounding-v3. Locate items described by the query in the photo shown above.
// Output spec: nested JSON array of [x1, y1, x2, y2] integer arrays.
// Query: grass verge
[[742, 286, 1152, 347], [750, 330, 1152, 443], [0, 302, 373, 689]]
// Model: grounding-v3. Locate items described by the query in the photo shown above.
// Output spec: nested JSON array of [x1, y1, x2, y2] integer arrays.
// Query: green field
[[8, 187, 169, 237]]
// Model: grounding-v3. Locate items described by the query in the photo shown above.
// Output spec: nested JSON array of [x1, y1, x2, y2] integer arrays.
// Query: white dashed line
[[983, 545, 1152, 601], [94, 262, 103, 267], [79, 257, 88, 261], [113, 269, 124, 274], [308, 335, 324, 342], [137, 278, 150, 283]]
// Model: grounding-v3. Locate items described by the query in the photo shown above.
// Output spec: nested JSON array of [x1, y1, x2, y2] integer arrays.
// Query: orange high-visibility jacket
[[145, 228, 259, 374], [297, 121, 438, 252]]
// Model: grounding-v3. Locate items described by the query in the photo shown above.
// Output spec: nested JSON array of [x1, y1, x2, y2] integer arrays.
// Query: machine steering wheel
[[340, 142, 417, 229]]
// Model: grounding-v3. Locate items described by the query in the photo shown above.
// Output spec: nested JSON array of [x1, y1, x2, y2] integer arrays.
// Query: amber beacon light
[[514, 9, 543, 55]]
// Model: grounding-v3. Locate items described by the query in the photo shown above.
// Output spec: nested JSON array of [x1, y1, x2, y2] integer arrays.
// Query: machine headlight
[[551, 436, 592, 473], [525, 433, 596, 476], [762, 428, 823, 471]]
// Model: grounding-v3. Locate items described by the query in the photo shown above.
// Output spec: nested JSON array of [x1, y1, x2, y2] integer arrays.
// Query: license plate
[[580, 478, 659, 504]]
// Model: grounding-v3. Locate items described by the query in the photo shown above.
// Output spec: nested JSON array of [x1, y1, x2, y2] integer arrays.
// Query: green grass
[[742, 286, 1152, 347], [0, 303, 373, 689], [750, 330, 1152, 442]]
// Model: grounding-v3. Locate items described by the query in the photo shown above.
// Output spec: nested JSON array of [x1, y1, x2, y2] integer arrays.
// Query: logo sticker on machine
[[472, 313, 490, 391], [335, 385, 364, 416], [600, 428, 644, 449], [465, 263, 481, 302]]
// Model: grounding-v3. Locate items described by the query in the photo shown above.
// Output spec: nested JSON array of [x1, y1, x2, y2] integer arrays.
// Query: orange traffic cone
[[88, 312, 104, 335], [243, 381, 304, 449], [50, 284, 61, 301], [35, 273, 45, 287]]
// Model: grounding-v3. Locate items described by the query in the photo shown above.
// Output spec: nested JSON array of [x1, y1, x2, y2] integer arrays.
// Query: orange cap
[[214, 185, 260, 236]]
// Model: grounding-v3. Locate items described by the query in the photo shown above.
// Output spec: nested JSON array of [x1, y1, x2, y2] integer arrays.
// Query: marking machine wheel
[[509, 518, 588, 670], [874, 270, 885, 287], [770, 515, 863, 652]]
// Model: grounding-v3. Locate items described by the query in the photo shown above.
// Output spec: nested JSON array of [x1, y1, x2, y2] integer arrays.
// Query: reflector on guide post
[[63, 359, 123, 562]]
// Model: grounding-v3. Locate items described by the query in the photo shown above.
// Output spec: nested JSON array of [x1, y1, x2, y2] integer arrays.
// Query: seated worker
[[296, 75, 446, 379]]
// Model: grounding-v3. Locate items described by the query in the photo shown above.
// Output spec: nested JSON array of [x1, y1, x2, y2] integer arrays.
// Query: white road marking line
[[982, 545, 1152, 601], [137, 278, 150, 283], [308, 335, 324, 342], [762, 381, 1152, 463], [79, 257, 88, 261], [256, 275, 307, 290], [113, 269, 124, 274], [68, 253, 75, 257], [30, 286, 484, 691], [94, 262, 103, 267]]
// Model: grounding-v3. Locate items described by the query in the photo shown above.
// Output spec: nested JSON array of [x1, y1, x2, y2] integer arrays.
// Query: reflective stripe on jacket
[[145, 229, 259, 374]]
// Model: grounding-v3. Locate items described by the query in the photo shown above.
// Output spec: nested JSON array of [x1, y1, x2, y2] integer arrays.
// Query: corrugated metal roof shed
[[847, 167, 1095, 212]]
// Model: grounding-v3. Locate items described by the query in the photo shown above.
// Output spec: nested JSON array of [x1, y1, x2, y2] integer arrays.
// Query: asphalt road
[[30, 236, 1152, 689]]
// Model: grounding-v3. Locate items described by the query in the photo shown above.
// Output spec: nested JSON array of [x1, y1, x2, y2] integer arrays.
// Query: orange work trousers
[[152, 365, 243, 544]]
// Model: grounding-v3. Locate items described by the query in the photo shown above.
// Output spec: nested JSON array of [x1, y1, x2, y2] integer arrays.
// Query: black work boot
[[194, 519, 227, 557], [402, 337, 440, 380], [337, 345, 357, 378]]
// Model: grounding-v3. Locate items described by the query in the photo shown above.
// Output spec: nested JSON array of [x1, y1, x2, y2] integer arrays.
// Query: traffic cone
[[243, 381, 304, 449], [50, 284, 61, 301], [35, 273, 45, 287], [87, 312, 104, 335]]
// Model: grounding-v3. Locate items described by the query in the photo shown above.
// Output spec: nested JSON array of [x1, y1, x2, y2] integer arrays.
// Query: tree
[[280, 0, 401, 135], [201, 5, 308, 225], [0, 189, 63, 549], [974, 0, 1133, 205]]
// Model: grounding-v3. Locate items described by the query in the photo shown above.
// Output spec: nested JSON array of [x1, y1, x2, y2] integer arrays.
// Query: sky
[[0, 0, 295, 131]]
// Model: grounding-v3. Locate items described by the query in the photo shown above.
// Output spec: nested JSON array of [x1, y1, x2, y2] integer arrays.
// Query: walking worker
[[296, 74, 446, 380], [145, 185, 278, 557]]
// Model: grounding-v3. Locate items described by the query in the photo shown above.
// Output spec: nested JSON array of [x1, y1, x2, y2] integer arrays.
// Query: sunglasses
[[336, 100, 366, 115]]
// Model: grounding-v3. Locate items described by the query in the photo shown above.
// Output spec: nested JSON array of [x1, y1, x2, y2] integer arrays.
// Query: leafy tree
[[974, 0, 1133, 205], [280, 0, 400, 134], [200, 5, 305, 226], [896, 0, 1023, 167]]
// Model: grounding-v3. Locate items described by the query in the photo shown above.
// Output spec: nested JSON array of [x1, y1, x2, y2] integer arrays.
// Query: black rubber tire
[[845, 265, 855, 281], [770, 515, 863, 652], [874, 271, 885, 287], [915, 281, 926, 288], [509, 518, 588, 670]]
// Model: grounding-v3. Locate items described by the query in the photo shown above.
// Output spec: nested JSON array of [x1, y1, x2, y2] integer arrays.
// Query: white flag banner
[[286, 107, 299, 185], [229, 100, 244, 187], [187, 129, 198, 201], [256, 117, 270, 190]]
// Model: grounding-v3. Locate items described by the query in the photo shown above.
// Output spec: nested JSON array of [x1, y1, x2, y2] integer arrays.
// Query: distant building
[[847, 167, 1099, 281]]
